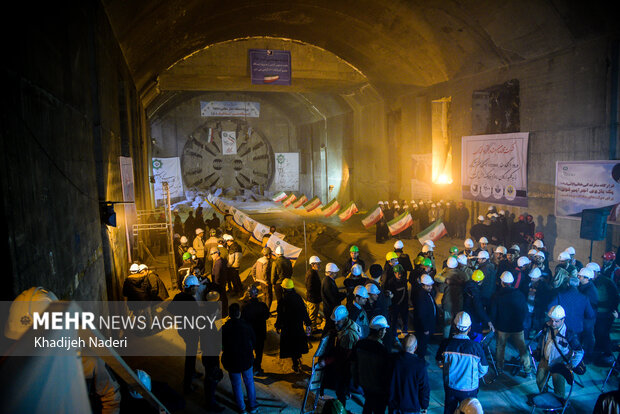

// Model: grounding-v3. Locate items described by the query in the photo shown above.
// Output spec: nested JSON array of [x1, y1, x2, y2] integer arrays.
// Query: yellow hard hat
[[472, 270, 485, 282], [386, 251, 398, 261], [282, 278, 294, 289]]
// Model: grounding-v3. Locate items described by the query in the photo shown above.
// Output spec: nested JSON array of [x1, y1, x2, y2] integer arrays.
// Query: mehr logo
[[277, 154, 285, 164], [152, 159, 162, 169]]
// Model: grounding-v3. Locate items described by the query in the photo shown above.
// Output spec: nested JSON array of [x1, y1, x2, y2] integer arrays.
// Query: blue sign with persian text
[[249, 49, 291, 85]]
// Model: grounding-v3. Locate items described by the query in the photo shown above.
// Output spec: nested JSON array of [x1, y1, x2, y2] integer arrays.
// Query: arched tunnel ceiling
[[102, 0, 615, 103]]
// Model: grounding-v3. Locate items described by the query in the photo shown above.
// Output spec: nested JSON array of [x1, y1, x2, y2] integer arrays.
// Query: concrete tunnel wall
[[1, 2, 150, 300]]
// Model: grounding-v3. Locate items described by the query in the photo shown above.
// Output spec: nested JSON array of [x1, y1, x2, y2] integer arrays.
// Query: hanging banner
[[266, 235, 302, 265], [322, 199, 340, 217], [411, 153, 433, 200], [361, 205, 383, 228], [555, 161, 620, 223], [293, 195, 308, 209], [152, 157, 184, 203], [388, 212, 413, 236], [303, 196, 322, 212], [417, 219, 448, 244], [119, 157, 137, 262], [274, 153, 299, 191], [461, 133, 529, 207], [200, 101, 260, 118], [221, 131, 237, 155], [338, 202, 358, 222], [272, 191, 288, 202], [249, 49, 292, 85]]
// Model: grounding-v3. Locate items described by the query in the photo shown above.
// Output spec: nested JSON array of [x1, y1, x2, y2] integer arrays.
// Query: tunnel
[[1, 0, 619, 413]]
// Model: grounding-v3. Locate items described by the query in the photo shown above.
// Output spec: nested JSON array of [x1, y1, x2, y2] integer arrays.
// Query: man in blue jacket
[[389, 334, 430, 414], [436, 311, 488, 414], [548, 276, 595, 337]]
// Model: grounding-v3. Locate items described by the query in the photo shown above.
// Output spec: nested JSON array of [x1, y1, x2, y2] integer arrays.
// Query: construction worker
[[394, 240, 414, 282], [435, 256, 468, 338], [322, 263, 346, 332], [275, 278, 312, 373], [347, 285, 370, 339], [271, 245, 293, 304], [412, 274, 436, 358], [305, 256, 323, 332], [476, 250, 497, 312], [474, 237, 490, 258], [343, 245, 366, 276], [386, 264, 408, 336], [209, 247, 229, 318], [382, 251, 399, 287], [490, 271, 532, 376], [577, 267, 598, 361], [241, 285, 270, 375], [224, 234, 243, 295], [251, 247, 273, 310], [389, 334, 430, 414], [192, 228, 206, 271], [463, 270, 493, 340], [436, 312, 488, 414]]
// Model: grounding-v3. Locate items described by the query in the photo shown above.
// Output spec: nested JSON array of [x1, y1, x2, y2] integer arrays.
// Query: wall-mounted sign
[[200, 101, 260, 118], [249, 49, 292, 85], [555, 160, 620, 224], [274, 152, 299, 191], [221, 131, 237, 155], [461, 132, 529, 207], [152, 157, 184, 202]]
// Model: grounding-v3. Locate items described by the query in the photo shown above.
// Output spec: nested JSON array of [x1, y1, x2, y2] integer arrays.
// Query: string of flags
[[271, 192, 448, 244]]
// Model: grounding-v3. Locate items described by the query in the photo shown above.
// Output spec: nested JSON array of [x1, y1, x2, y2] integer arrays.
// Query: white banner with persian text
[[200, 101, 260, 118], [274, 152, 299, 191], [461, 133, 529, 207], [152, 157, 184, 203], [555, 160, 620, 224]]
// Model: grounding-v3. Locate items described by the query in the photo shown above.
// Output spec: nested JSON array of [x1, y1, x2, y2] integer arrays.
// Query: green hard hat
[[422, 258, 433, 267], [350, 245, 360, 253], [323, 399, 346, 414], [182, 252, 192, 261], [393, 264, 405, 274], [450, 246, 459, 254]]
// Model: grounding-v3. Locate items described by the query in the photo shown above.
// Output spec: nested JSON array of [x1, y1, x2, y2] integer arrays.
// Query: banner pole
[[304, 220, 308, 273]]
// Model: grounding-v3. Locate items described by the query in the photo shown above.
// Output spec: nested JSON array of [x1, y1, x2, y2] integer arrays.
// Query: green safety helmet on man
[[449, 246, 459, 254], [422, 257, 433, 267], [350, 245, 360, 253], [182, 252, 192, 261]]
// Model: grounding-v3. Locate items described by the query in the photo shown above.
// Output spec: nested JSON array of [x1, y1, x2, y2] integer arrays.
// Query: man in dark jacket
[[412, 274, 436, 358], [271, 245, 293, 304], [306, 256, 323, 332], [476, 251, 497, 312], [241, 285, 271, 375], [221, 303, 258, 413], [342, 245, 366, 277], [490, 272, 532, 375], [577, 267, 598, 361], [386, 264, 408, 336], [275, 278, 312, 373], [322, 263, 346, 332], [389, 334, 430, 414], [209, 247, 229, 318], [548, 276, 595, 337], [463, 270, 493, 339], [454, 202, 469, 239], [353, 315, 392, 414], [593, 263, 619, 362]]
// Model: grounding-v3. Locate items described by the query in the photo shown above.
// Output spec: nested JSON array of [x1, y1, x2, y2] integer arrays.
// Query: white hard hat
[[394, 240, 404, 249], [353, 285, 369, 299], [495, 246, 507, 254], [517, 256, 531, 267], [528, 249, 538, 256], [511, 244, 521, 252], [138, 264, 148, 272], [479, 237, 488, 244], [331, 305, 348, 322], [369, 315, 390, 329], [586, 262, 601, 272], [422, 244, 433, 253], [558, 251, 571, 261], [487, 206, 494, 211], [309, 256, 321, 265], [529, 267, 542, 280], [4, 287, 59, 340], [222, 234, 233, 241], [392, 200, 398, 204], [464, 239, 474, 248], [500, 271, 514, 284], [183, 275, 199, 288], [351, 264, 363, 276], [535, 251, 546, 259], [365, 283, 381, 295], [477, 250, 489, 260], [533, 240, 544, 248], [326, 263, 339, 273], [565, 246, 576, 255], [457, 397, 484, 414], [378, 201, 384, 205], [446, 256, 458, 269], [130, 263, 140, 273], [195, 228, 204, 234], [180, 236, 188, 244], [457, 254, 468, 266], [548, 305, 566, 319], [578, 267, 595, 279], [454, 311, 472, 331], [424, 240, 435, 248], [431, 203, 436, 208], [478, 215, 485, 221], [421, 274, 434, 285], [499, 210, 505, 215], [275, 245, 284, 255]]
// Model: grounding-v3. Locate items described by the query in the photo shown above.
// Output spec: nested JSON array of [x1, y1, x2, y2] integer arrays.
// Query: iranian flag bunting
[[417, 219, 448, 244], [338, 201, 358, 222], [272, 191, 287, 202], [283, 194, 297, 207], [388, 211, 413, 236], [303, 196, 322, 212], [293, 195, 308, 208], [321, 199, 341, 217], [361, 205, 384, 228]]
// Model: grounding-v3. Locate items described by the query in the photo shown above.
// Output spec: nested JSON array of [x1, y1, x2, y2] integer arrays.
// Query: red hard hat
[[518, 215, 525, 221], [603, 251, 616, 261], [535, 232, 544, 240]]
